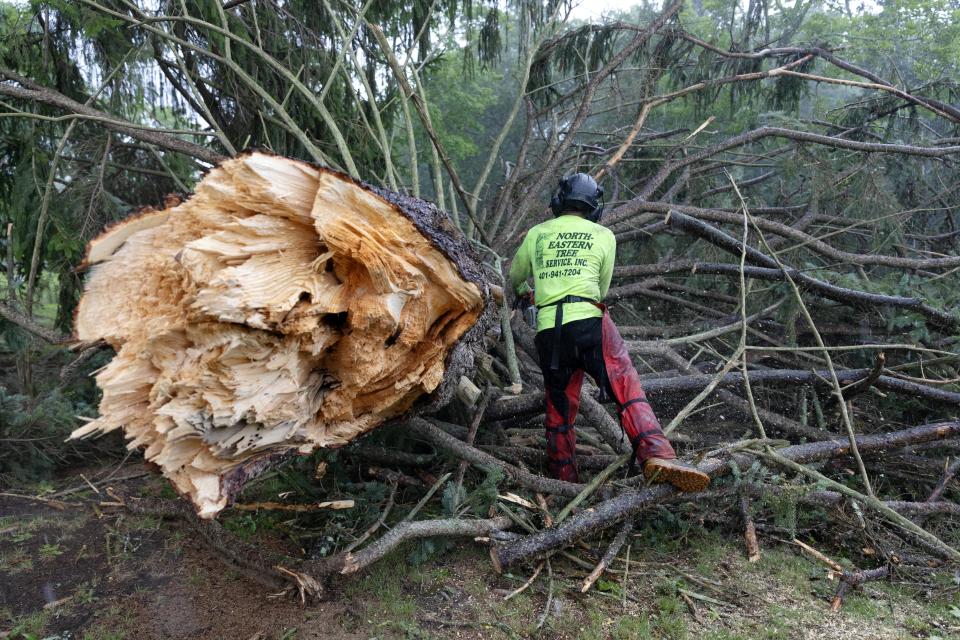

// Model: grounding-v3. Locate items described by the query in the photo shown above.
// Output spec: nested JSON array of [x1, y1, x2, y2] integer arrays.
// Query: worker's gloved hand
[[511, 288, 535, 310], [511, 289, 537, 328]]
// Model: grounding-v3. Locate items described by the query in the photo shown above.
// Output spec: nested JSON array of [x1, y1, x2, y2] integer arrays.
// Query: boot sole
[[644, 463, 710, 493]]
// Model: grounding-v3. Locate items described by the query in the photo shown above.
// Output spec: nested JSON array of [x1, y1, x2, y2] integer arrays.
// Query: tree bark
[[488, 367, 960, 419]]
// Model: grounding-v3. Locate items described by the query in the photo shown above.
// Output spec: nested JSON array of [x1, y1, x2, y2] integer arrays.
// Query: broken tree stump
[[70, 152, 492, 517]]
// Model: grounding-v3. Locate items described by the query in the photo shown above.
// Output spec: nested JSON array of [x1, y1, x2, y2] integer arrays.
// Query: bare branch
[[0, 300, 69, 344]]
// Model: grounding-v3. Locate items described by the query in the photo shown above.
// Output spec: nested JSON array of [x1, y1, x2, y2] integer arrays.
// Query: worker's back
[[507, 173, 710, 492], [510, 213, 615, 332]]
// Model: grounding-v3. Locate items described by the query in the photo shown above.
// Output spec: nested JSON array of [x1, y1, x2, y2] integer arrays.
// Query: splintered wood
[[71, 153, 484, 518]]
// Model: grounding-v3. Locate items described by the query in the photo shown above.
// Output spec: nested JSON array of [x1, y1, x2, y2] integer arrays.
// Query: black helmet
[[550, 173, 605, 222]]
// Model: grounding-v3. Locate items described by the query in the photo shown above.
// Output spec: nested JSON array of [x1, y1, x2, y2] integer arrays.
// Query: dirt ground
[[2, 469, 958, 640]]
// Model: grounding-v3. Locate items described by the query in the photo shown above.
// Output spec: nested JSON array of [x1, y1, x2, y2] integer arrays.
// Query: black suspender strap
[[597, 359, 609, 404], [538, 295, 598, 370], [550, 301, 564, 369]]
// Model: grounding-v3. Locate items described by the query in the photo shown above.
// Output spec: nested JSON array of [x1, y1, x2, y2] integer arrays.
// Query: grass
[[0, 548, 35, 574], [3, 513, 88, 543], [842, 593, 885, 619], [493, 590, 539, 637], [903, 614, 933, 636], [9, 529, 33, 544], [611, 614, 653, 639], [186, 568, 206, 587], [4, 608, 51, 640], [652, 595, 689, 640], [342, 545, 422, 636], [311, 502, 958, 638], [126, 514, 162, 532], [701, 631, 750, 640], [221, 512, 277, 540], [80, 604, 131, 640], [743, 547, 814, 592], [758, 605, 800, 640], [81, 630, 126, 640], [75, 580, 98, 605], [81, 627, 127, 640], [102, 515, 159, 565], [1, 514, 56, 545]]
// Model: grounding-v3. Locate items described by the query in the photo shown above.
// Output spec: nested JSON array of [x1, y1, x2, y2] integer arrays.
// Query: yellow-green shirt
[[508, 214, 615, 332]]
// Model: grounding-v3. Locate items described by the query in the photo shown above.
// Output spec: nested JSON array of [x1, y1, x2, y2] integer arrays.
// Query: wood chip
[[498, 493, 537, 510]]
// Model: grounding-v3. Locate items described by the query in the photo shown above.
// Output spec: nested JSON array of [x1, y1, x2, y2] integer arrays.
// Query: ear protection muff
[[587, 185, 605, 223], [550, 178, 568, 217]]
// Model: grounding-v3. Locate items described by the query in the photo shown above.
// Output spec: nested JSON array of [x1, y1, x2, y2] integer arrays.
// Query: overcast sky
[[570, 0, 643, 21]]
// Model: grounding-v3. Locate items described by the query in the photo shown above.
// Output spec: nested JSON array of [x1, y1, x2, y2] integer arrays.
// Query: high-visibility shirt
[[508, 214, 616, 332]]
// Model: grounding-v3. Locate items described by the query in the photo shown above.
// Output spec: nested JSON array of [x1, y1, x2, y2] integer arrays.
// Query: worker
[[508, 173, 710, 492]]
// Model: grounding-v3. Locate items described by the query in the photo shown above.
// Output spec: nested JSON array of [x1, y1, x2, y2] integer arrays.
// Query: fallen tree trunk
[[487, 366, 960, 420], [408, 417, 586, 497], [70, 152, 492, 518], [490, 421, 960, 572]]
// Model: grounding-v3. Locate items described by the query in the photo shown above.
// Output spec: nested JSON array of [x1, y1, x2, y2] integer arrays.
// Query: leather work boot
[[643, 458, 711, 492]]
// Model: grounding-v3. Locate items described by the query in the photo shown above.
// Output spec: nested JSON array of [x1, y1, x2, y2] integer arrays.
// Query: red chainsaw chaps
[[544, 370, 583, 483], [599, 307, 676, 463], [543, 307, 676, 482]]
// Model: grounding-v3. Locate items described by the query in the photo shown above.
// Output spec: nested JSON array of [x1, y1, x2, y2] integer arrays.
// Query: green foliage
[[465, 464, 504, 515], [529, 22, 628, 106], [408, 535, 455, 566], [3, 608, 50, 640], [0, 0, 955, 575], [420, 55, 502, 163], [441, 481, 467, 515], [0, 386, 99, 483], [773, 490, 798, 539], [729, 459, 773, 488], [222, 512, 276, 540], [407, 466, 502, 565]]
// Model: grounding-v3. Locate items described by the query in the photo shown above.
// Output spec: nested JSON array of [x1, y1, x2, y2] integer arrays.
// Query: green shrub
[[0, 386, 105, 485]]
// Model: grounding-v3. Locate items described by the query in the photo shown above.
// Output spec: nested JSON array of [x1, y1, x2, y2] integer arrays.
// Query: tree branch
[[0, 70, 223, 165], [0, 300, 69, 343]]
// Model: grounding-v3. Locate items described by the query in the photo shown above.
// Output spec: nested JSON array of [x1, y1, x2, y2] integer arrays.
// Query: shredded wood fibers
[[72, 153, 483, 517]]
